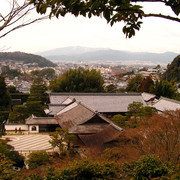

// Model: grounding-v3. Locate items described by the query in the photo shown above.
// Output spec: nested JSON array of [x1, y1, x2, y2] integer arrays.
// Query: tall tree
[[126, 75, 143, 92], [153, 80, 177, 98], [0, 0, 48, 39], [30, 0, 180, 38], [49, 69, 104, 92], [139, 76, 154, 93], [9, 105, 29, 123], [0, 76, 11, 111], [27, 77, 48, 104], [26, 77, 48, 117]]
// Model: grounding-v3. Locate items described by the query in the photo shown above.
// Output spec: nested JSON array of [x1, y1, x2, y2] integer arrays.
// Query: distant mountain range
[[0, 52, 56, 67], [36, 46, 179, 65]]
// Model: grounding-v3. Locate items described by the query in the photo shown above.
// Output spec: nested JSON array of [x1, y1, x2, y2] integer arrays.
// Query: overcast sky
[[1, 1, 180, 54]]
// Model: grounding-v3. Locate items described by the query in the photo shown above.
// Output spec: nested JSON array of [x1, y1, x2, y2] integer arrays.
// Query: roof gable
[[55, 102, 96, 129]]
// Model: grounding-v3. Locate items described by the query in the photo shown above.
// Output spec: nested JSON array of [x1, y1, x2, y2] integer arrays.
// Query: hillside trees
[[49, 69, 104, 92], [0, 52, 56, 67], [30, 0, 180, 38], [0, 0, 48, 39], [31, 68, 56, 80], [153, 80, 177, 98], [163, 55, 180, 82], [124, 110, 180, 163]]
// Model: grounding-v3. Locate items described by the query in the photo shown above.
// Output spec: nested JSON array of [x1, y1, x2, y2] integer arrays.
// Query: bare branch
[[0, 16, 48, 39], [0, 0, 48, 39]]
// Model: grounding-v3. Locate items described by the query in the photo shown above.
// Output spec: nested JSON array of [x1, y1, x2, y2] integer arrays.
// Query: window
[[32, 126, 37, 131]]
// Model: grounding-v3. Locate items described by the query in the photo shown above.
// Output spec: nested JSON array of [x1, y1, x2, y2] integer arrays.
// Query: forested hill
[[0, 52, 56, 67], [163, 55, 180, 82]]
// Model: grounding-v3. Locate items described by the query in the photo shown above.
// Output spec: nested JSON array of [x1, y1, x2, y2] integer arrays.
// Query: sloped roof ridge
[[56, 102, 78, 115], [50, 92, 141, 96], [78, 101, 97, 114], [33, 117, 55, 119], [48, 104, 67, 106], [153, 96, 180, 105], [61, 96, 76, 104], [98, 114, 123, 132], [141, 92, 156, 96]]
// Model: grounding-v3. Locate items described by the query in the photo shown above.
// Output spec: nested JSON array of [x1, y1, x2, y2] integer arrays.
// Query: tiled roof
[[79, 125, 122, 148], [26, 116, 58, 125], [153, 97, 180, 111], [141, 92, 156, 102], [55, 102, 123, 134], [49, 93, 146, 114], [55, 102, 96, 129], [48, 104, 66, 115]]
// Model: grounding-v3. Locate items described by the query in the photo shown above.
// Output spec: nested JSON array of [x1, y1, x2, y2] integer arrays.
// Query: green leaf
[[171, 5, 180, 16]]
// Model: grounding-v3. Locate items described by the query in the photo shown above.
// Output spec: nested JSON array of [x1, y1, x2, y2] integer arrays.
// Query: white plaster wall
[[5, 124, 28, 131]]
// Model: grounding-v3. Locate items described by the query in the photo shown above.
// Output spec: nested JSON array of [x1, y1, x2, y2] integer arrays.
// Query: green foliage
[[26, 77, 48, 117], [141, 106, 157, 117], [1, 66, 22, 79], [26, 101, 46, 117], [127, 101, 144, 118], [153, 80, 177, 98], [0, 76, 11, 111], [0, 142, 24, 167], [126, 101, 157, 126], [123, 155, 169, 179], [27, 151, 49, 169], [0, 76, 11, 136], [49, 128, 77, 153], [0, 52, 56, 67], [163, 55, 180, 82], [31, 68, 55, 80], [155, 64, 161, 69], [0, 153, 16, 180], [56, 160, 120, 180], [126, 75, 143, 92], [7, 85, 19, 93], [28, 77, 48, 104], [10, 93, 29, 104], [49, 69, 104, 92], [9, 105, 29, 123], [30, 0, 180, 38], [111, 114, 127, 127], [0, 111, 9, 136], [105, 84, 117, 93]]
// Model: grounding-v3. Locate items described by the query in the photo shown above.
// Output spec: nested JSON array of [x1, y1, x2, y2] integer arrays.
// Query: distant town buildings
[[0, 60, 167, 93]]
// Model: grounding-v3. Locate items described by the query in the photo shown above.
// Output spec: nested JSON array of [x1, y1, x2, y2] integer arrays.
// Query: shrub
[[111, 114, 127, 127], [122, 155, 169, 179], [27, 151, 49, 169], [57, 160, 120, 180]]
